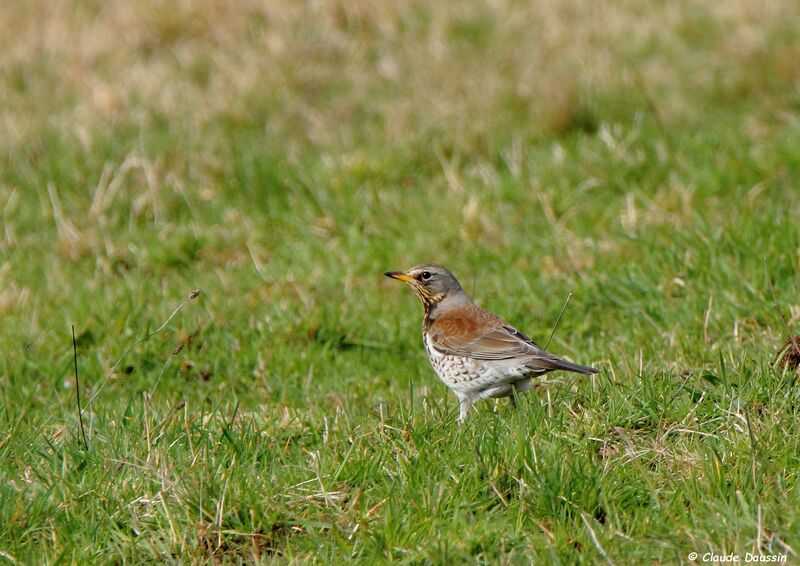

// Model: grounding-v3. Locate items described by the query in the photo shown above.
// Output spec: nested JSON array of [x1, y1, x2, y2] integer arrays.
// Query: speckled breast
[[423, 334, 519, 392]]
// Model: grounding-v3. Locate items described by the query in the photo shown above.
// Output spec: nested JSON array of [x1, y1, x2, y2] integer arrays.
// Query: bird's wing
[[428, 305, 597, 374]]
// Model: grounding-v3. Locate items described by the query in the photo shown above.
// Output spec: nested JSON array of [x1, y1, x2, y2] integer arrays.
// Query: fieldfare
[[385, 264, 598, 422]]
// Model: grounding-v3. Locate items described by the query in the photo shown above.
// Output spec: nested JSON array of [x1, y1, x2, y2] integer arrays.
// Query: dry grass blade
[[81, 289, 201, 416], [544, 291, 573, 350], [581, 512, 616, 566]]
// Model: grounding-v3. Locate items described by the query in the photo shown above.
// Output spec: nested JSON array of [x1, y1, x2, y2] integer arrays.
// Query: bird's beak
[[384, 271, 414, 283]]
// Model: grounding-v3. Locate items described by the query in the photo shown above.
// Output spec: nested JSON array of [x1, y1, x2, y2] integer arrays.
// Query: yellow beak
[[384, 271, 414, 283]]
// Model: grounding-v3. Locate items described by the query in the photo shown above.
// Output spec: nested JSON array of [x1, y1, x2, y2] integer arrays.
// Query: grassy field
[[2, 0, 800, 563]]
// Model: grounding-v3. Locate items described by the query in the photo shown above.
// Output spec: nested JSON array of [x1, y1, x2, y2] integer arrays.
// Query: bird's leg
[[457, 394, 472, 424], [508, 380, 529, 409]]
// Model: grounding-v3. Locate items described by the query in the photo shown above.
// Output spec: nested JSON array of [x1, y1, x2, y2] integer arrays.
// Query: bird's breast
[[423, 333, 445, 358]]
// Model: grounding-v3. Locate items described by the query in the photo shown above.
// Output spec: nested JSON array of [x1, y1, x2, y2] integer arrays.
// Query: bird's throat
[[415, 289, 444, 318], [421, 294, 447, 329]]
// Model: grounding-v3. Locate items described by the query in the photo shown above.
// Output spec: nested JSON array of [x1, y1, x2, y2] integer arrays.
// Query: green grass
[[2, 1, 800, 563]]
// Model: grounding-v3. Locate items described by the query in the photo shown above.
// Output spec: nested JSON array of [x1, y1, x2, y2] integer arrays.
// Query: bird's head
[[384, 264, 466, 309]]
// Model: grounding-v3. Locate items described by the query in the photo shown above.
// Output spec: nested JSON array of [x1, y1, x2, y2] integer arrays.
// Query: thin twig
[[82, 289, 201, 415], [148, 343, 184, 398], [544, 292, 573, 350], [665, 372, 692, 409], [72, 325, 88, 450]]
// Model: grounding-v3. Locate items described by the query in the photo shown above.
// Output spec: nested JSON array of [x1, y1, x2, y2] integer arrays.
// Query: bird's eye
[[420, 271, 432, 281]]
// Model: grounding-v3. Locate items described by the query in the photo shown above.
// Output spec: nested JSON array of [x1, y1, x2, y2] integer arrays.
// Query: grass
[[2, 0, 800, 563]]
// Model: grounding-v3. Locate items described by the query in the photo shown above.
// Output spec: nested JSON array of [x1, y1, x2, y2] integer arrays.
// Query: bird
[[385, 264, 598, 422]]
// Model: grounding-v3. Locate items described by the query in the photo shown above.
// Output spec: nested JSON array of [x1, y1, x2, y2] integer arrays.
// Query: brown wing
[[428, 304, 597, 374]]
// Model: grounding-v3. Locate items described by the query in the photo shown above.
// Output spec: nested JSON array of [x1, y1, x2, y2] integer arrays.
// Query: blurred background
[[2, 0, 800, 402]]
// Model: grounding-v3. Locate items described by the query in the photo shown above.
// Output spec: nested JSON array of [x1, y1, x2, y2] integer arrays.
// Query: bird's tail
[[555, 358, 598, 374], [533, 356, 599, 375]]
